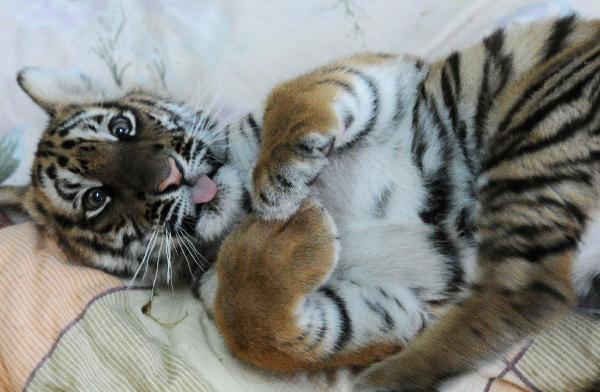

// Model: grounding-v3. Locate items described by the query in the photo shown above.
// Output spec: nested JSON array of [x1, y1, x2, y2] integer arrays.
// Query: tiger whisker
[[179, 229, 209, 270], [165, 229, 174, 294], [175, 229, 195, 279], [128, 228, 158, 289], [151, 230, 165, 300], [141, 228, 159, 282]]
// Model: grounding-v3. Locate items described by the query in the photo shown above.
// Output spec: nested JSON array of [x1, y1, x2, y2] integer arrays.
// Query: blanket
[[0, 222, 599, 392]]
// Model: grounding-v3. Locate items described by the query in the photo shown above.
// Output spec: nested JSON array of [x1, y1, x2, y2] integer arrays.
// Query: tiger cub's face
[[1, 68, 246, 284]]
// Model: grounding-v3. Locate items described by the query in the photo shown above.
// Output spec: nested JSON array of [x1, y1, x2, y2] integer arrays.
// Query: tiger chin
[[0, 67, 250, 286]]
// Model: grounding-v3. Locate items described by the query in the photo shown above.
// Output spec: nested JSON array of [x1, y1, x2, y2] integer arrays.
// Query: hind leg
[[354, 182, 592, 390], [208, 198, 430, 372]]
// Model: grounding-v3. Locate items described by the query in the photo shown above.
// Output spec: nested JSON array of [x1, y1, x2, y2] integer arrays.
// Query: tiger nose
[[158, 158, 182, 192]]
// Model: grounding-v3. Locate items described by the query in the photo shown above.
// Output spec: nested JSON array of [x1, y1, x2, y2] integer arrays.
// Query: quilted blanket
[[0, 222, 598, 392]]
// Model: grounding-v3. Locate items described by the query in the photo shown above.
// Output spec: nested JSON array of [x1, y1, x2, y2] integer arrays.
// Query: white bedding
[[2, 0, 599, 185]]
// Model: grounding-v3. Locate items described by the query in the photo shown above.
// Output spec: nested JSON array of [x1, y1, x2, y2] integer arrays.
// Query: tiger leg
[[211, 199, 427, 372], [355, 184, 596, 391], [252, 53, 427, 220], [355, 267, 574, 391]]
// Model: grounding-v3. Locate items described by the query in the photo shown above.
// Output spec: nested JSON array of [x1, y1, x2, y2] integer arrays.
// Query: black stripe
[[539, 44, 600, 105], [497, 43, 600, 136], [121, 233, 135, 249], [391, 72, 407, 126], [372, 185, 393, 219], [479, 224, 570, 249], [410, 83, 428, 172], [92, 115, 104, 125], [62, 182, 80, 190], [544, 15, 576, 61], [310, 302, 328, 349], [259, 191, 275, 207], [485, 66, 600, 171], [475, 75, 503, 154], [418, 95, 463, 293], [326, 67, 379, 152], [319, 286, 352, 351], [241, 189, 253, 213], [159, 200, 175, 223], [475, 29, 513, 161], [486, 79, 600, 170], [129, 218, 144, 239], [167, 203, 182, 229], [483, 28, 505, 58], [275, 174, 293, 188], [223, 125, 230, 164], [441, 52, 475, 175], [488, 196, 588, 227], [455, 206, 473, 240], [363, 298, 395, 331], [546, 152, 600, 172], [470, 326, 484, 339], [378, 288, 390, 299], [419, 169, 451, 226], [50, 110, 85, 135], [52, 181, 77, 202], [246, 114, 261, 143], [480, 235, 578, 263], [313, 78, 357, 97], [430, 226, 462, 292], [528, 281, 568, 303], [74, 236, 126, 257], [481, 171, 592, 203], [55, 111, 110, 137], [440, 52, 461, 133]]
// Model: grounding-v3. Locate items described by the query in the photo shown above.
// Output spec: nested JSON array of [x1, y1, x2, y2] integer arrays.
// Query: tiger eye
[[109, 116, 133, 139], [84, 188, 108, 210]]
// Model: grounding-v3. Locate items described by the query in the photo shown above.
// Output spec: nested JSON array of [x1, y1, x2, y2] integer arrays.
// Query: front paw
[[194, 267, 218, 318], [252, 133, 334, 220]]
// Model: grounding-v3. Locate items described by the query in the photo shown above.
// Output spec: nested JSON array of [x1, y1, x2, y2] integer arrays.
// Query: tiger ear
[[17, 67, 110, 115], [0, 185, 33, 214]]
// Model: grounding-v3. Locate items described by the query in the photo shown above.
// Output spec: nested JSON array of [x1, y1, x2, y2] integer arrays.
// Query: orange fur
[[214, 199, 405, 372]]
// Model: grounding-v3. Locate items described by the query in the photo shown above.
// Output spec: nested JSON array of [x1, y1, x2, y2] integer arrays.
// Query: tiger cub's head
[[0, 68, 246, 284]]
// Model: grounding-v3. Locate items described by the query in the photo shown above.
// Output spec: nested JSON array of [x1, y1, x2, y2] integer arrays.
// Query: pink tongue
[[192, 175, 218, 204]]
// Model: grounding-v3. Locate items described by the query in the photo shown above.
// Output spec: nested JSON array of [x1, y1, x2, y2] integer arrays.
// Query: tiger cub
[[0, 16, 599, 391], [209, 16, 600, 392]]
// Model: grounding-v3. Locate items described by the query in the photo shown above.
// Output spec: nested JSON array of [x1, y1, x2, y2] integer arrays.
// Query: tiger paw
[[251, 76, 343, 221], [194, 267, 218, 318], [252, 132, 335, 220]]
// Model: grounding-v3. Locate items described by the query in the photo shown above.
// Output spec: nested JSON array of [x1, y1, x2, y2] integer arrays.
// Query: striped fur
[[204, 16, 600, 390]]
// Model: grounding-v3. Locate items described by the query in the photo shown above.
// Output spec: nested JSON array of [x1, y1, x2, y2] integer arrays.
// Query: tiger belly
[[313, 145, 477, 305]]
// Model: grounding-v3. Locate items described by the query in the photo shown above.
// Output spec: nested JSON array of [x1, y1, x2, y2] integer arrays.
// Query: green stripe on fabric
[[26, 289, 216, 392], [515, 312, 600, 392], [0, 136, 18, 183]]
